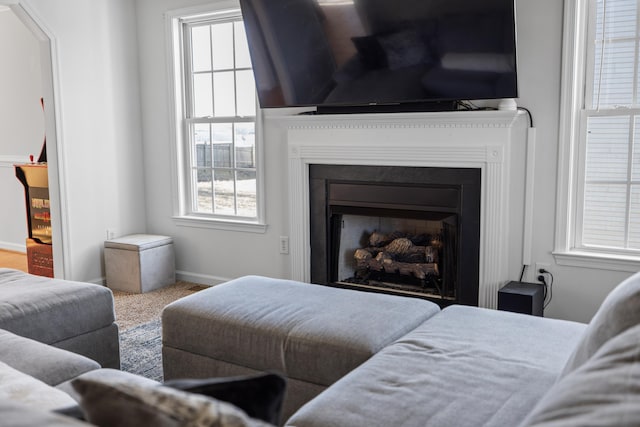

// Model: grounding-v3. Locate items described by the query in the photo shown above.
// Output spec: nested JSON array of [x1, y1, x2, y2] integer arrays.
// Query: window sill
[[553, 250, 640, 272], [173, 216, 268, 234]]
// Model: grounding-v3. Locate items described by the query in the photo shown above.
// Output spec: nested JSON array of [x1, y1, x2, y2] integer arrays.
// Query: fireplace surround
[[281, 110, 528, 308]]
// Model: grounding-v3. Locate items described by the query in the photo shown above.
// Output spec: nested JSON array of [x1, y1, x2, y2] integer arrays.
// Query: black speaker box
[[498, 281, 544, 317]]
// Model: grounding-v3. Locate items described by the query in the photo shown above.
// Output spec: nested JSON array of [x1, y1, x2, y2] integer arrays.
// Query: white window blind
[[580, 0, 640, 251]]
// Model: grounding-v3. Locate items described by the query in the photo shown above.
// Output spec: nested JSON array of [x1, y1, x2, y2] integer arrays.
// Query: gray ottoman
[[162, 275, 440, 422]]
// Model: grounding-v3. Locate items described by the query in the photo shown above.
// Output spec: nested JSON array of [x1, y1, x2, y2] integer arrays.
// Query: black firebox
[[310, 165, 481, 307]]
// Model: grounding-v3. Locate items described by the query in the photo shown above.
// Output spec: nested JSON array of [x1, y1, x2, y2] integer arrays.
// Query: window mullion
[[624, 115, 635, 248], [209, 25, 215, 120]]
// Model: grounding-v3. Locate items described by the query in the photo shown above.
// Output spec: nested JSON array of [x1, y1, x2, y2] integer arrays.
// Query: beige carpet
[[112, 281, 209, 331]]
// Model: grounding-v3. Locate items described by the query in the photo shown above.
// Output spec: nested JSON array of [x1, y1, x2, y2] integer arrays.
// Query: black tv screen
[[239, 0, 518, 110]]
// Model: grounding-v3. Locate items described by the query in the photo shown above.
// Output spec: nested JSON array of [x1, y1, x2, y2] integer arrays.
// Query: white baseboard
[[176, 270, 228, 286], [0, 241, 26, 253], [83, 271, 228, 288]]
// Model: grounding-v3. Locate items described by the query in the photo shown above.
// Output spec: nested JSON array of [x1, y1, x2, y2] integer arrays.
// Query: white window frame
[[165, 2, 266, 233], [554, 0, 640, 271]]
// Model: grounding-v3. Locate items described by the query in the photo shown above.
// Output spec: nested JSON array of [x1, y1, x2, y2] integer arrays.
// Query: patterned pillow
[[561, 271, 640, 376], [71, 376, 273, 427]]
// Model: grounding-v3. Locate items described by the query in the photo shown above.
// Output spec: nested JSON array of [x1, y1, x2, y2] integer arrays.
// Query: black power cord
[[537, 268, 554, 309]]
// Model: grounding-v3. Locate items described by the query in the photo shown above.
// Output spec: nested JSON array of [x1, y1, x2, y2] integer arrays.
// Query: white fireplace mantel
[[280, 110, 529, 308]]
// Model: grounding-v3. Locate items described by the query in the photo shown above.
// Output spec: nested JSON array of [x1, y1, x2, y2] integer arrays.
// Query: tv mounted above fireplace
[[239, 0, 518, 112]]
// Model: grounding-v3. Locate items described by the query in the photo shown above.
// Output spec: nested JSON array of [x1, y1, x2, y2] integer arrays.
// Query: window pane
[[583, 183, 627, 247], [235, 123, 255, 168], [195, 169, 213, 213], [214, 169, 235, 215], [585, 115, 629, 181], [213, 71, 236, 117], [592, 40, 635, 108], [637, 55, 640, 106], [212, 123, 232, 168], [236, 169, 257, 217], [234, 21, 252, 68], [193, 73, 213, 117], [595, 0, 637, 40], [212, 22, 234, 70], [629, 185, 640, 248], [236, 70, 256, 117], [191, 26, 211, 72], [193, 123, 211, 167]]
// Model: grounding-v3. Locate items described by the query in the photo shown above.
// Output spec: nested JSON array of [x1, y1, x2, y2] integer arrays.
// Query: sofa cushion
[[71, 375, 272, 427], [561, 271, 640, 375], [0, 268, 115, 345], [0, 360, 77, 411], [0, 328, 99, 386], [287, 306, 586, 427], [520, 322, 640, 427]]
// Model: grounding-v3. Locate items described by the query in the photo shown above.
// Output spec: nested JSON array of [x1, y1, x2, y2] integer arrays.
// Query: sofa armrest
[[0, 329, 100, 386]]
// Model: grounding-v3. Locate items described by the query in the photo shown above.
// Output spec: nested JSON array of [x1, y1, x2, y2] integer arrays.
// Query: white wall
[[134, 0, 631, 323], [10, 0, 148, 282], [0, 9, 43, 252]]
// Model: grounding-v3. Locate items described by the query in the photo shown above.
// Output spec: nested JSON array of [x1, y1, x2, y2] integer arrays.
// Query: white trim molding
[[2, 2, 71, 279], [0, 155, 26, 168], [164, 2, 267, 231], [279, 110, 528, 309]]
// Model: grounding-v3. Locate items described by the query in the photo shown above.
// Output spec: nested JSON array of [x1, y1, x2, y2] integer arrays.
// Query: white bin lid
[[105, 234, 173, 251]]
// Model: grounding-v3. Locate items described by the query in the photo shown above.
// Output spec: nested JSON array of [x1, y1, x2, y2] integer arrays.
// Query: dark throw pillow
[[164, 372, 287, 425]]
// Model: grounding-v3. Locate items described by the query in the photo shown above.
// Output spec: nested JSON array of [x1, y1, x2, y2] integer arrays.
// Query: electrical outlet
[[534, 262, 550, 282], [279, 236, 289, 254]]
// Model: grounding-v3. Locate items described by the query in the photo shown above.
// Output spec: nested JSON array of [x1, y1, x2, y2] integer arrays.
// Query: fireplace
[[283, 109, 528, 309], [310, 165, 480, 306]]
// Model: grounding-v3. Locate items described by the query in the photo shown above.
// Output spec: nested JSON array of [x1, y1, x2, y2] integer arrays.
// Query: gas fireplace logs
[[354, 232, 440, 280]]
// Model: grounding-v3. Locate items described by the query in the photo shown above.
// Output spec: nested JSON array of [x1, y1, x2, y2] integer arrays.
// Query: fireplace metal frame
[[310, 165, 480, 306]]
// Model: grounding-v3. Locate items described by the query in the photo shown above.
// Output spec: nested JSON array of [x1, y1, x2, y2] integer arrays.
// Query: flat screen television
[[239, 0, 518, 112]]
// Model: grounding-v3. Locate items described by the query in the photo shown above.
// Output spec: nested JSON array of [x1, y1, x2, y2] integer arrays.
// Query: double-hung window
[[168, 5, 265, 232], [556, 0, 640, 269]]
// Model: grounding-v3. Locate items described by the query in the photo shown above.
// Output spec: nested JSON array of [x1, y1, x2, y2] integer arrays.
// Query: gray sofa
[[287, 272, 640, 426], [163, 273, 640, 427], [0, 268, 120, 369]]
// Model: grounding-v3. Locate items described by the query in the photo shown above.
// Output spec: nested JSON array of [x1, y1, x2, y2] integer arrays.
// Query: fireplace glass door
[[331, 209, 458, 301]]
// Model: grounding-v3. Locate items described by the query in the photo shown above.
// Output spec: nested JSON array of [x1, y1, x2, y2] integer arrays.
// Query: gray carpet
[[119, 318, 163, 382]]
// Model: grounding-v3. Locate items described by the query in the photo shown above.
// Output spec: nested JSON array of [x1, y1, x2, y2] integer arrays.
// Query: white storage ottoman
[[104, 234, 175, 293]]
